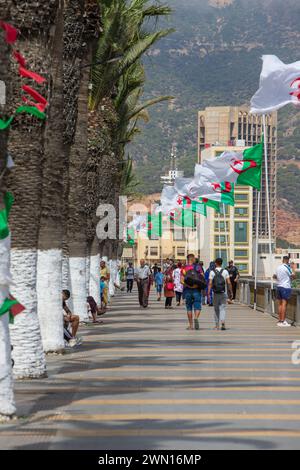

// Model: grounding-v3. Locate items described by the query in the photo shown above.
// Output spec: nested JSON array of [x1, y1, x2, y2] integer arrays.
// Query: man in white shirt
[[135, 259, 151, 308], [274, 256, 296, 327], [207, 257, 233, 331]]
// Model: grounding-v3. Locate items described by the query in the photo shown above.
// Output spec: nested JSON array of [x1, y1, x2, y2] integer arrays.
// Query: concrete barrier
[[238, 279, 300, 326]]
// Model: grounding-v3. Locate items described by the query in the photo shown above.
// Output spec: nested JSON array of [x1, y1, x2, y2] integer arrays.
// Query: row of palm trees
[[0, 0, 173, 419]]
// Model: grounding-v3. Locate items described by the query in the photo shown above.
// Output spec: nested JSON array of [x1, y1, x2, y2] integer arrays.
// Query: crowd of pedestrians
[[122, 255, 241, 330], [61, 254, 297, 346]]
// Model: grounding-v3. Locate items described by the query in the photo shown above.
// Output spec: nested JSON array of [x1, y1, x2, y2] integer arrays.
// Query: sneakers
[[277, 320, 291, 327], [68, 338, 77, 347], [221, 323, 226, 331]]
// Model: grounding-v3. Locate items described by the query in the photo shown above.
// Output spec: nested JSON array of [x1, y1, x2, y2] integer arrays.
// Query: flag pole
[[262, 114, 275, 314], [223, 203, 230, 266], [254, 189, 261, 311], [218, 211, 222, 258]]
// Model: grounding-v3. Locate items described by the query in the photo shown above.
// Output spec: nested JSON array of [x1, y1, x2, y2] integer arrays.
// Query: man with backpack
[[207, 258, 233, 331], [181, 253, 207, 330]]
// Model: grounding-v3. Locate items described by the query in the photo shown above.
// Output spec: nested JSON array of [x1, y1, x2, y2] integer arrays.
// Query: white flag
[[250, 55, 300, 114], [128, 214, 148, 234]]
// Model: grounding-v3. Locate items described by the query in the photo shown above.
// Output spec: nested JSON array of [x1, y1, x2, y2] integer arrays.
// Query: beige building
[[198, 106, 277, 245], [200, 145, 253, 276]]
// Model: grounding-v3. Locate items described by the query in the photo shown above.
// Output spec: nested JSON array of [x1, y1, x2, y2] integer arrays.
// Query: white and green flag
[[174, 177, 235, 206], [196, 142, 263, 191]]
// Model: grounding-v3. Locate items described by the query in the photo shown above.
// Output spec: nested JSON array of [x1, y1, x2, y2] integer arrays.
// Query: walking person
[[135, 259, 151, 308], [164, 270, 175, 309], [226, 260, 240, 301], [181, 253, 207, 330], [174, 262, 184, 306], [155, 267, 164, 301], [274, 256, 296, 327], [207, 258, 233, 331], [205, 261, 215, 306], [126, 262, 135, 293]]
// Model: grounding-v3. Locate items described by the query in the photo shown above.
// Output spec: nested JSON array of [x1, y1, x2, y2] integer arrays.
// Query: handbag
[[166, 282, 175, 291]]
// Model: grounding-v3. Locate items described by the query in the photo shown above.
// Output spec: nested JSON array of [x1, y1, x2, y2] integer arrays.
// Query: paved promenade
[[1, 290, 300, 450]]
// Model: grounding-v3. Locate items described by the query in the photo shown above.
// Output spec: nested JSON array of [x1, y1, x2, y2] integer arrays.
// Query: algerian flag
[[0, 192, 14, 240], [175, 177, 235, 206], [160, 185, 185, 215], [250, 55, 300, 114], [148, 212, 162, 238], [201, 198, 221, 213], [128, 214, 148, 234], [183, 196, 207, 217], [171, 208, 195, 228], [198, 142, 263, 191]]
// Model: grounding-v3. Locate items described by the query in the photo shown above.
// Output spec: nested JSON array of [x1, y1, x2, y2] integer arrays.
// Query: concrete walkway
[[1, 290, 300, 450]]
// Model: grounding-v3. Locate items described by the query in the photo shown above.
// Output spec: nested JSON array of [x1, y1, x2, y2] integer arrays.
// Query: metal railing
[[238, 279, 300, 326]]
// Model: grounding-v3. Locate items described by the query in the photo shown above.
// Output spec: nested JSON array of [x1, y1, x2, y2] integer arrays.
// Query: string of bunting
[[0, 21, 48, 130]]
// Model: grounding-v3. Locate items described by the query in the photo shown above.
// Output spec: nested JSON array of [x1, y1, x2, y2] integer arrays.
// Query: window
[[235, 193, 248, 202], [215, 235, 227, 245], [220, 205, 229, 216], [177, 247, 185, 257], [214, 249, 228, 267], [234, 249, 248, 258], [150, 247, 158, 256], [234, 207, 248, 217], [235, 222, 248, 244], [236, 263, 248, 273], [214, 221, 229, 231]]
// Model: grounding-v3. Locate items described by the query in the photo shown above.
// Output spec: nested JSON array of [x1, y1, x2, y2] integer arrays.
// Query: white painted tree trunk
[[0, 236, 16, 418], [9, 249, 47, 379], [37, 249, 64, 353], [86, 254, 90, 296], [69, 256, 88, 321], [62, 252, 70, 290], [108, 260, 118, 297], [89, 253, 100, 304]]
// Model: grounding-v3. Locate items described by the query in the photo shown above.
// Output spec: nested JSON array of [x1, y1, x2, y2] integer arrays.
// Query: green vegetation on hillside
[[129, 0, 300, 203]]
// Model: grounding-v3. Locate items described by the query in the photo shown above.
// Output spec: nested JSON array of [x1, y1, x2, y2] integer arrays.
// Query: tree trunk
[[0, 22, 16, 418], [89, 237, 100, 304], [36, 2, 65, 354], [7, 0, 58, 377], [67, 53, 91, 321]]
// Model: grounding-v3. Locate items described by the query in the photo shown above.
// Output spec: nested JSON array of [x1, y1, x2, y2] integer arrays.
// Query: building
[[160, 145, 184, 186], [200, 145, 253, 276], [198, 106, 277, 247]]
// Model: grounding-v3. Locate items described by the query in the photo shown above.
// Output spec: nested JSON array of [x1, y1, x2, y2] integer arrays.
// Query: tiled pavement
[[1, 290, 300, 450]]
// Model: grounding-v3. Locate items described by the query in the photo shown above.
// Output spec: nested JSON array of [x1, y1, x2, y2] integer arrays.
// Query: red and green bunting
[[126, 227, 135, 246], [0, 21, 48, 131], [0, 295, 25, 324], [0, 192, 14, 239]]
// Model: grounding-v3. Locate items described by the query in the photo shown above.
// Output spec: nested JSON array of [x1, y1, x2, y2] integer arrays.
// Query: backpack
[[212, 269, 225, 294], [184, 269, 207, 290]]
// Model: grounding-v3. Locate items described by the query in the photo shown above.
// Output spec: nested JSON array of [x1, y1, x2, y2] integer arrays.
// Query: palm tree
[[36, 1, 65, 353], [88, 0, 174, 275], [0, 12, 16, 419], [7, 1, 59, 378], [65, 0, 100, 320]]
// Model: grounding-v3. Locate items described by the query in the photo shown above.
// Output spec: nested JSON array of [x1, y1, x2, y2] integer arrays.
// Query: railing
[[238, 279, 300, 326]]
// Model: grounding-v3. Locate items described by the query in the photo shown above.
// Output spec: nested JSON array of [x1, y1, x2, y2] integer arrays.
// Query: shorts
[[156, 284, 163, 294], [184, 288, 202, 312], [277, 286, 292, 301]]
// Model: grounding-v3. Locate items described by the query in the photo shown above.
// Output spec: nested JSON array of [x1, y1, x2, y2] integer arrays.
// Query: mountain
[[130, 0, 300, 227]]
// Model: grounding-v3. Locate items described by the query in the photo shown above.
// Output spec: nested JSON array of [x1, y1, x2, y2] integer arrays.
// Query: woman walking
[[174, 262, 183, 306], [164, 271, 175, 309]]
